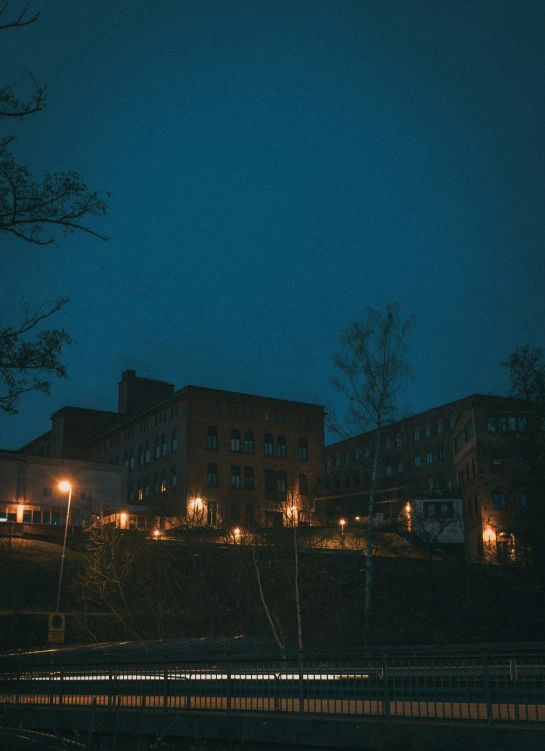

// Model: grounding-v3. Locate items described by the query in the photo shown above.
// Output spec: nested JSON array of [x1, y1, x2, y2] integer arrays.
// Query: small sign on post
[[48, 612, 66, 644]]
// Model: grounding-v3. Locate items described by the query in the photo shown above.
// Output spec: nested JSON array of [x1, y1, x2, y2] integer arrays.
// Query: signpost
[[48, 612, 66, 644]]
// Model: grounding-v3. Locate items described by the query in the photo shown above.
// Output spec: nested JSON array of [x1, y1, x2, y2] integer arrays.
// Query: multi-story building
[[19, 370, 325, 531], [319, 394, 543, 563]]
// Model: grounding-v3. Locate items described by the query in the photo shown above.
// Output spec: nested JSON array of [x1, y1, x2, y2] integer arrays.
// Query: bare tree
[[331, 302, 415, 637], [0, 2, 109, 413]]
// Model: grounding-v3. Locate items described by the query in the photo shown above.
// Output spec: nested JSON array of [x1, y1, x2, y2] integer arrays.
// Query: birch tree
[[332, 302, 414, 638]]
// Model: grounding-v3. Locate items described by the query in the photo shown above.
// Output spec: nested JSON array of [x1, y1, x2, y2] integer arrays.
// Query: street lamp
[[339, 518, 346, 546], [55, 481, 73, 613]]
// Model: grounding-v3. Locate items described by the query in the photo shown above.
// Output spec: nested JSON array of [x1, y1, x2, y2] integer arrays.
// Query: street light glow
[[59, 481, 71, 492], [339, 518, 346, 527]]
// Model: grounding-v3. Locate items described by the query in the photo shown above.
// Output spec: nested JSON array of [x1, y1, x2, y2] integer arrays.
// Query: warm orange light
[[120, 512, 127, 523], [483, 527, 496, 543], [192, 497, 203, 508], [233, 527, 241, 537], [153, 529, 160, 538], [405, 503, 411, 513], [355, 516, 361, 521], [339, 519, 346, 527], [59, 481, 71, 492]]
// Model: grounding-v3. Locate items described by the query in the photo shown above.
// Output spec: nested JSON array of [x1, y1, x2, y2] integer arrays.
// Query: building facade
[[19, 370, 326, 532]]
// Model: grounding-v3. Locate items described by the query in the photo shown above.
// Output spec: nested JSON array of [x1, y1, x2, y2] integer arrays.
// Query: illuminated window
[[231, 466, 241, 489], [207, 463, 218, 487], [298, 438, 308, 460], [160, 469, 166, 492], [172, 429, 177, 452], [231, 429, 241, 452], [208, 426, 218, 449], [277, 435, 286, 457], [264, 434, 274, 456], [244, 467, 254, 490], [244, 431, 254, 453], [299, 473, 309, 495], [137, 479, 143, 501]]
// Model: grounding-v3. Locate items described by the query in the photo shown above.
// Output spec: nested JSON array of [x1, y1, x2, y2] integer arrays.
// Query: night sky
[[1, 0, 544, 450]]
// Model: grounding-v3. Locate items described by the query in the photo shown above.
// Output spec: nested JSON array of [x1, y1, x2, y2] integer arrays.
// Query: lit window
[[208, 426, 218, 450], [160, 469, 166, 492], [244, 467, 254, 490], [137, 478, 143, 501], [231, 429, 241, 452], [231, 465, 241, 489], [244, 431, 254, 454], [414, 456, 421, 467], [276, 435, 286, 457], [426, 452, 433, 464], [172, 429, 177, 452], [298, 438, 308, 460], [492, 493, 506, 510], [264, 434, 274, 456], [207, 463, 218, 487]]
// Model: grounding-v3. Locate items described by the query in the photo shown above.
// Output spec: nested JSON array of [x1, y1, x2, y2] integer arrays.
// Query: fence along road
[[1, 644, 544, 726]]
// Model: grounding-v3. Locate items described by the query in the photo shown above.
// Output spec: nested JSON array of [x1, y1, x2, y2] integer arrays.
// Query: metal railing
[[1, 645, 544, 725]]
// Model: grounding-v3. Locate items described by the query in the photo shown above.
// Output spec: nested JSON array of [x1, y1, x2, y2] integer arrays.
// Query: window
[[438, 448, 445, 461], [296, 416, 301, 425], [397, 462, 403, 473], [264, 434, 274, 456], [42, 486, 52, 497], [299, 473, 309, 495], [207, 463, 218, 487], [464, 420, 473, 441], [493, 492, 506, 510], [213, 403, 220, 414], [129, 450, 134, 470], [171, 465, 177, 488], [449, 415, 456, 430], [154, 472, 159, 494], [231, 429, 241, 452], [248, 408, 253, 419], [520, 493, 528, 508], [23, 509, 31, 523], [303, 417, 309, 426], [326, 456, 331, 468], [413, 429, 420, 441], [124, 450, 128, 469], [364, 447, 370, 458], [161, 433, 167, 456], [160, 469, 166, 492], [335, 455, 341, 466], [424, 502, 454, 518], [231, 466, 241, 489], [437, 419, 444, 434], [208, 501, 217, 525], [298, 438, 308, 460], [137, 478, 143, 502], [138, 444, 144, 467], [276, 435, 286, 457], [208, 426, 218, 449], [272, 412, 277, 422], [244, 431, 254, 454], [454, 431, 463, 453], [144, 476, 150, 498], [385, 439, 391, 450], [231, 406, 237, 417], [386, 465, 392, 476], [425, 424, 431, 438], [426, 452, 433, 465], [264, 411, 270, 421], [414, 455, 421, 467], [395, 436, 402, 447], [172, 429, 177, 452], [279, 413, 285, 423], [276, 472, 287, 493], [244, 467, 254, 490], [154, 437, 160, 460], [145, 441, 150, 464], [128, 482, 134, 502], [487, 419, 496, 432]]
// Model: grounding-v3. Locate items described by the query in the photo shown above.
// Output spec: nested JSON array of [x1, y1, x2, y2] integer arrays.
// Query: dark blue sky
[[1, 0, 544, 449]]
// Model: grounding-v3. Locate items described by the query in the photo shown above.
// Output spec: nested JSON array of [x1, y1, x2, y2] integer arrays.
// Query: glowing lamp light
[[339, 519, 346, 527], [193, 497, 202, 508], [355, 516, 361, 521], [120, 512, 127, 523], [405, 503, 411, 513], [153, 529, 160, 538], [484, 528, 496, 544], [59, 481, 71, 492]]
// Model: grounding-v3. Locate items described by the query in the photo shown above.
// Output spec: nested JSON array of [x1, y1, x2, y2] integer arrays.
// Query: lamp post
[[55, 481, 73, 613], [339, 518, 346, 547]]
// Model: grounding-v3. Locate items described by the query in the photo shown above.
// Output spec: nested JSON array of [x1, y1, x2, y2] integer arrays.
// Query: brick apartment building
[[19, 370, 325, 532], [318, 394, 543, 563]]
